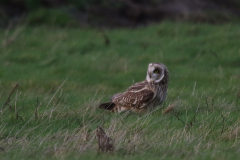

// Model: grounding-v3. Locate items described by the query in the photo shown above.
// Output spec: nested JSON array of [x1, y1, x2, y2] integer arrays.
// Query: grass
[[0, 21, 240, 159]]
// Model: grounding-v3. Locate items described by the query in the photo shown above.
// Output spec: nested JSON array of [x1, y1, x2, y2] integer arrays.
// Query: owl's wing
[[127, 81, 147, 92], [112, 84, 154, 109], [111, 81, 147, 101]]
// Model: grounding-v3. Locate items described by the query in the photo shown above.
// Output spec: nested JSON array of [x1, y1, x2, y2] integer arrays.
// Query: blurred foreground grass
[[0, 22, 240, 159]]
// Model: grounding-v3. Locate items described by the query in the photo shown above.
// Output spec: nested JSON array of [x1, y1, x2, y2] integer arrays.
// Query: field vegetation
[[0, 21, 240, 159]]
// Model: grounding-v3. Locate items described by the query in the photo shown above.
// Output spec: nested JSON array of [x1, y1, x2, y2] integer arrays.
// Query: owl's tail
[[98, 102, 116, 111]]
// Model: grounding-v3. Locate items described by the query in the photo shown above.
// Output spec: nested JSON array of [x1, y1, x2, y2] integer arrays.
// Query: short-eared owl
[[99, 63, 169, 114]]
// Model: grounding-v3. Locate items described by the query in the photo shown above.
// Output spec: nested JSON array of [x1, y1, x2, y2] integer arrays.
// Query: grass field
[[0, 21, 240, 159]]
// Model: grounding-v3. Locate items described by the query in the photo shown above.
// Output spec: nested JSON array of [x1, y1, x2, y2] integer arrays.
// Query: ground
[[0, 21, 240, 159]]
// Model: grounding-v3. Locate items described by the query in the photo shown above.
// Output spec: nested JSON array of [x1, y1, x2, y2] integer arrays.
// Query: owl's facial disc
[[146, 63, 165, 83]]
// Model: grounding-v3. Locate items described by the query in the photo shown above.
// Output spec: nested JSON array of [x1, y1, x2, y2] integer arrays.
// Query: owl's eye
[[153, 69, 159, 74]]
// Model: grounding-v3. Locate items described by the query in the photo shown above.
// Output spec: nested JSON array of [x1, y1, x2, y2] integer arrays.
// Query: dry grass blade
[[162, 103, 175, 115], [1, 83, 19, 111], [211, 97, 215, 112], [221, 114, 225, 134], [163, 103, 185, 124], [96, 126, 114, 153], [46, 78, 68, 108], [205, 96, 209, 111], [35, 97, 41, 121], [237, 92, 240, 105], [2, 27, 24, 48], [188, 104, 200, 129]]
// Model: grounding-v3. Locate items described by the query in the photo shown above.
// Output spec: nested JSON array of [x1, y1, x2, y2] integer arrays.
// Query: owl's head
[[146, 63, 169, 84]]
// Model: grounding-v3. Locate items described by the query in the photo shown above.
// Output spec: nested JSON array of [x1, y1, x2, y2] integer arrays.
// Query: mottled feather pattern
[[112, 86, 154, 108], [99, 63, 169, 114], [127, 81, 148, 91]]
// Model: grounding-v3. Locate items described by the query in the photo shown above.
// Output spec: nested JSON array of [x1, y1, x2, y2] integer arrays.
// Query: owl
[[99, 63, 169, 114]]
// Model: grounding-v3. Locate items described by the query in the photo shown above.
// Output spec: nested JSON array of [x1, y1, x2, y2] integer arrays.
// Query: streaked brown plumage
[[99, 63, 169, 114]]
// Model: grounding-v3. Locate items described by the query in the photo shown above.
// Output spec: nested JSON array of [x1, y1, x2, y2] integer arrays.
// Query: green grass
[[0, 21, 240, 159]]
